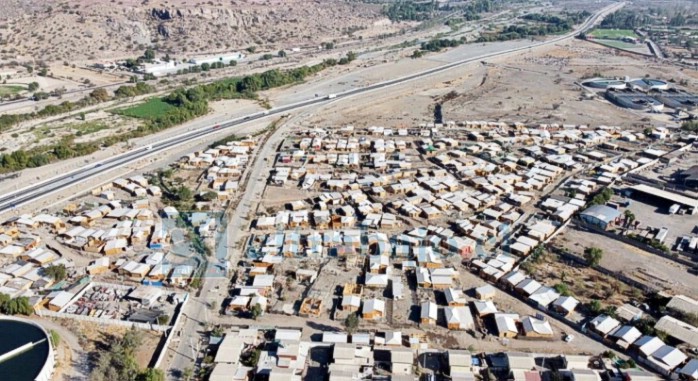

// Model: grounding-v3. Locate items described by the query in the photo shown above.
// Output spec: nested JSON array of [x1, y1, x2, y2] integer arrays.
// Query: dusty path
[[30, 317, 90, 381]]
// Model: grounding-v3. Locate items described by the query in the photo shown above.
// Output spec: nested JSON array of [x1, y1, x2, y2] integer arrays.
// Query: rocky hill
[[0, 0, 396, 64]]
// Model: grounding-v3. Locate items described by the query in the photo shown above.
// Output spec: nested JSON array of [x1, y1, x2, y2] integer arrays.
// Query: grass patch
[[589, 28, 639, 39], [31, 121, 110, 140], [0, 85, 25, 97], [595, 39, 642, 50], [73, 121, 110, 136], [112, 98, 176, 120]]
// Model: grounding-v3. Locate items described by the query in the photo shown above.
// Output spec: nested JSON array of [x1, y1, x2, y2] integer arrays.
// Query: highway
[[0, 2, 622, 215]]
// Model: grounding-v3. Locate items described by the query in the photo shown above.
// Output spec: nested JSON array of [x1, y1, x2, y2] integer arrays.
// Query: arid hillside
[[0, 0, 398, 63]]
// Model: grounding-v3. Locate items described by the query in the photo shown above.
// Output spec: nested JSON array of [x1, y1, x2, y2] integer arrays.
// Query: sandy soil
[[555, 227, 698, 298]]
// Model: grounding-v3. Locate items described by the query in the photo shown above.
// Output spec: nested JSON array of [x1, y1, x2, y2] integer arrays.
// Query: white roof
[[528, 286, 560, 307], [516, 278, 542, 295], [502, 270, 527, 287], [610, 325, 642, 344], [445, 307, 474, 330], [589, 314, 620, 335], [552, 296, 579, 312], [651, 345, 687, 369], [473, 300, 498, 315], [49, 291, 75, 309], [252, 274, 274, 288], [633, 335, 665, 357], [342, 295, 361, 308], [522, 316, 553, 336], [495, 313, 519, 335], [420, 301, 437, 320], [275, 328, 302, 342], [215, 335, 246, 364], [363, 298, 385, 314]]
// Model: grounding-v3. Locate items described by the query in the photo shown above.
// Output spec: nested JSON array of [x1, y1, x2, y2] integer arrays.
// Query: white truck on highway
[[327, 94, 337, 99]]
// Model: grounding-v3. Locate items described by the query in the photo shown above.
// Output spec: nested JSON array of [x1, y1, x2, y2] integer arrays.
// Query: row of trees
[[600, 10, 653, 29], [522, 11, 590, 28], [0, 82, 155, 133], [477, 11, 590, 43], [175, 60, 236, 76], [384, 0, 438, 22], [384, 0, 513, 22], [0, 293, 33, 315], [420, 36, 467, 52], [682, 120, 698, 132], [0, 53, 357, 174], [462, 0, 497, 21], [590, 187, 614, 206], [0, 136, 101, 173]]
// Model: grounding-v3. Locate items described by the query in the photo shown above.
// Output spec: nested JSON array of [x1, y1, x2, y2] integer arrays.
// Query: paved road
[[0, 1, 623, 216]]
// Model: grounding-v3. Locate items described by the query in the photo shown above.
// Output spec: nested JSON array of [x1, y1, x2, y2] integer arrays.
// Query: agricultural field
[[112, 98, 176, 120], [0, 85, 25, 97], [589, 28, 639, 39]]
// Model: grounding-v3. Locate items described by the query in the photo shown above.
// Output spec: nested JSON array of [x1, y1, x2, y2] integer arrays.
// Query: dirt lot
[[554, 227, 698, 298], [57, 319, 161, 369], [304, 38, 697, 131], [622, 193, 698, 251]]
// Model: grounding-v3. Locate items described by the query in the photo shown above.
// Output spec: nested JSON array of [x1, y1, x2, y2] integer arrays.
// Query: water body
[[0, 320, 49, 381]]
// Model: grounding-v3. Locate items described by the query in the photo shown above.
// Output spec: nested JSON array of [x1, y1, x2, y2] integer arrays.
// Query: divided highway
[[0, 2, 622, 214]]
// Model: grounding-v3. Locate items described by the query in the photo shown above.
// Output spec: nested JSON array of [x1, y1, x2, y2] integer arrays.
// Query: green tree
[[90, 88, 110, 102], [278, 50, 287, 58], [27, 82, 40, 92], [136, 368, 165, 381], [624, 210, 636, 227], [589, 299, 602, 313], [344, 313, 359, 334], [177, 186, 193, 201], [241, 349, 261, 367], [45, 264, 67, 281], [182, 367, 194, 381], [250, 303, 262, 320], [143, 48, 156, 61], [0, 293, 33, 315], [583, 247, 603, 266], [554, 283, 571, 296], [211, 325, 225, 337], [49, 330, 61, 348]]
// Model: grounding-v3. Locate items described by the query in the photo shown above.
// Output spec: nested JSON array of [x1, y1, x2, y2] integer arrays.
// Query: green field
[[113, 98, 176, 119], [73, 121, 110, 136], [0, 85, 25, 97], [589, 28, 639, 39]]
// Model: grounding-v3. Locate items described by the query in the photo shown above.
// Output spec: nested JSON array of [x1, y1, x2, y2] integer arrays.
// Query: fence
[[153, 292, 189, 369], [36, 308, 170, 332]]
